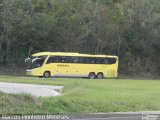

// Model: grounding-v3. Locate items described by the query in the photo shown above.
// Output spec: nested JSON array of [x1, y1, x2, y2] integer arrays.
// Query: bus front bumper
[[26, 69, 41, 76]]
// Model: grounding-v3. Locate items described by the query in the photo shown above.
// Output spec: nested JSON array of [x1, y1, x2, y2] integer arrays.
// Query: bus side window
[[89, 58, 95, 64], [57, 56, 71, 63], [79, 57, 84, 63], [106, 58, 116, 64], [58, 56, 66, 63], [46, 56, 57, 64], [71, 57, 79, 63], [83, 57, 89, 64], [65, 56, 72, 63], [100, 58, 106, 64], [94, 58, 100, 64], [104, 59, 109, 64], [53, 56, 59, 62]]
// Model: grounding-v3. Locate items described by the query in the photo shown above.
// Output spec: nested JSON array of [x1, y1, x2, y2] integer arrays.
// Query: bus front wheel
[[43, 71, 51, 78], [88, 72, 96, 79]]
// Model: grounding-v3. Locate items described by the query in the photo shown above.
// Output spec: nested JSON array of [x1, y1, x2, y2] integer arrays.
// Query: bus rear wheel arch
[[97, 72, 104, 79], [43, 71, 51, 78], [88, 72, 96, 79]]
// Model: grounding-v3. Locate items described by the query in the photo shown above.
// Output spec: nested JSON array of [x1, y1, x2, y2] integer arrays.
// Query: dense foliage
[[0, 0, 160, 76]]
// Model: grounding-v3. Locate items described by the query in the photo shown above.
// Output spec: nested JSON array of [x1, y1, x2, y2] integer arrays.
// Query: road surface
[[0, 82, 63, 97]]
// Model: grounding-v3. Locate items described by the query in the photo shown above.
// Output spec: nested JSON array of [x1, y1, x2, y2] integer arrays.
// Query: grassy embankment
[[0, 76, 160, 114]]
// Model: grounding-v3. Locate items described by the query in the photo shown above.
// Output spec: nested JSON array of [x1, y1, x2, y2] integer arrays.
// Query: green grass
[[0, 76, 160, 114]]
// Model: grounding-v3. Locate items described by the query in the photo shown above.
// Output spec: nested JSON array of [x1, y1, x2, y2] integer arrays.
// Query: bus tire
[[97, 72, 104, 79], [88, 72, 96, 79], [43, 71, 51, 78]]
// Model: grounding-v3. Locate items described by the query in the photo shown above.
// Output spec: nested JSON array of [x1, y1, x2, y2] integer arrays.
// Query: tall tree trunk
[[117, 26, 121, 57], [95, 0, 101, 54], [6, 39, 10, 64]]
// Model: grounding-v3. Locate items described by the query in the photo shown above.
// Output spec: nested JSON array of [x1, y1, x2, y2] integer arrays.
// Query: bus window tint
[[99, 58, 116, 64], [88, 58, 95, 64], [79, 57, 99, 64], [83, 57, 90, 64], [79, 57, 84, 63], [47, 56, 116, 64], [100, 58, 106, 64], [106, 58, 117, 64], [47, 56, 58, 63], [58, 56, 65, 63], [94, 58, 100, 64], [71, 57, 79, 63]]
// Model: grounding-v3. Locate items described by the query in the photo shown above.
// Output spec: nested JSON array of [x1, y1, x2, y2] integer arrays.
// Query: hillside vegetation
[[0, 0, 160, 76]]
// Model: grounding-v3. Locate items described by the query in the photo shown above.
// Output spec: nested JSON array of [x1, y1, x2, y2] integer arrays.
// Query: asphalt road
[[0, 82, 63, 97]]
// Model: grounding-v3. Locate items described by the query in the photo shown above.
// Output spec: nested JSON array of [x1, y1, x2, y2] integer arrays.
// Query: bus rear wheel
[[88, 72, 96, 79], [43, 71, 51, 78], [97, 73, 104, 79]]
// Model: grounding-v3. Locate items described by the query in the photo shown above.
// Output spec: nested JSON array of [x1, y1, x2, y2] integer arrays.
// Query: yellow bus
[[25, 52, 118, 79]]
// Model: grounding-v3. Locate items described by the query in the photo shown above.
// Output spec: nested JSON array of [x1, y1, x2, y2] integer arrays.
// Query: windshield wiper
[[32, 58, 42, 63]]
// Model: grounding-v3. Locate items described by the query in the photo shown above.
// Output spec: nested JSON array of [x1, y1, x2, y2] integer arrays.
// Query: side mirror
[[25, 58, 31, 63]]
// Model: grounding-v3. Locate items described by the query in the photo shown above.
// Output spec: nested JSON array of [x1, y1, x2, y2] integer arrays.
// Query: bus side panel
[[41, 63, 56, 76], [67, 64, 106, 77], [40, 62, 118, 78], [106, 63, 118, 77]]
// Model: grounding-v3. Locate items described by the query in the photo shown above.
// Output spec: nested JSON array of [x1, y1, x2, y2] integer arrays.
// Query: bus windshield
[[25, 56, 47, 70]]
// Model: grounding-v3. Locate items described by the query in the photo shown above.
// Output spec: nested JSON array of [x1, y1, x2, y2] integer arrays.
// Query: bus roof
[[32, 52, 118, 58]]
